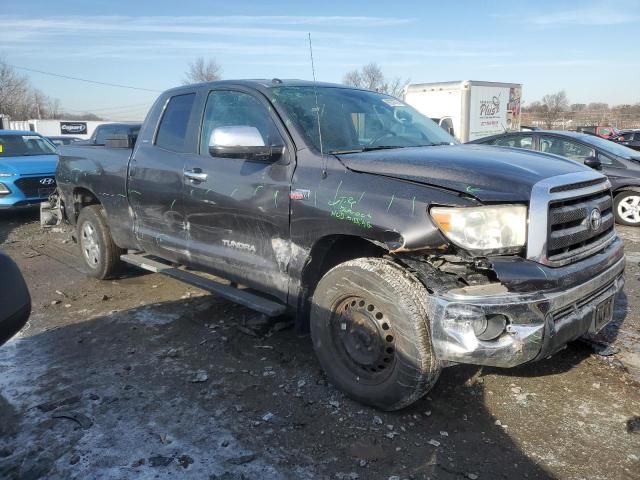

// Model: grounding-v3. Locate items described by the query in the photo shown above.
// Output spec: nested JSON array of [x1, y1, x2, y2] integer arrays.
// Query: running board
[[120, 253, 287, 317]]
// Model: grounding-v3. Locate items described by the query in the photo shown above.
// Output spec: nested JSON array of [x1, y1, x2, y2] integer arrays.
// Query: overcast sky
[[2, 0, 639, 120]]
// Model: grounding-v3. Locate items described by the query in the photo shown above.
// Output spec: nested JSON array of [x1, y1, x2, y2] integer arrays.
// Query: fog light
[[476, 314, 508, 341], [0, 183, 10, 195]]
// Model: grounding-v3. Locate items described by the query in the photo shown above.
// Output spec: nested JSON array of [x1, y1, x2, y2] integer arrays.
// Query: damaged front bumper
[[428, 252, 625, 368]]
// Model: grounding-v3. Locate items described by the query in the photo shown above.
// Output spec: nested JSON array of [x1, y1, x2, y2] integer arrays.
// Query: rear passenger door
[[128, 92, 198, 263], [181, 88, 293, 301]]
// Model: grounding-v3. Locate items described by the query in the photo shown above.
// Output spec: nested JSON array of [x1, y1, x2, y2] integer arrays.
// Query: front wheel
[[77, 205, 124, 279], [310, 257, 441, 411], [614, 191, 640, 226]]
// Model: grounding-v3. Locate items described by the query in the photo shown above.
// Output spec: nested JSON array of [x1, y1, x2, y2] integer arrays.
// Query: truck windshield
[[271, 86, 457, 154], [0, 134, 57, 156]]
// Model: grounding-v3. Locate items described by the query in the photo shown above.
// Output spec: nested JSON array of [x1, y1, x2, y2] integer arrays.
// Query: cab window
[[200, 90, 282, 155], [155, 93, 196, 152]]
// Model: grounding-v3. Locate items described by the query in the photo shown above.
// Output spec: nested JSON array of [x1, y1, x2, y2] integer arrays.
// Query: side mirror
[[584, 156, 602, 170], [0, 252, 31, 347], [105, 134, 133, 149], [209, 126, 283, 161]]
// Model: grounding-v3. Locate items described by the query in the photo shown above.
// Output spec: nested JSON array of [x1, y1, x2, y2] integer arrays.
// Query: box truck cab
[[405, 80, 522, 142]]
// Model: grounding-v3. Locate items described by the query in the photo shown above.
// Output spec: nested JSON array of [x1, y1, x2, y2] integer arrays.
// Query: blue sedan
[[0, 130, 58, 209]]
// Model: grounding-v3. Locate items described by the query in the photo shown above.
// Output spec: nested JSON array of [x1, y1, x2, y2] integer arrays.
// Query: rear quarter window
[[155, 93, 196, 152]]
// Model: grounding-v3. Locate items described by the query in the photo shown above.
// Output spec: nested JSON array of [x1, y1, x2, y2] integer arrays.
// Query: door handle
[[184, 168, 208, 182]]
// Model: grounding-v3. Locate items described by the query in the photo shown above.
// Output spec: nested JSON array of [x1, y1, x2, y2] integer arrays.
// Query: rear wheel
[[310, 257, 441, 411], [77, 205, 124, 279], [614, 191, 640, 226]]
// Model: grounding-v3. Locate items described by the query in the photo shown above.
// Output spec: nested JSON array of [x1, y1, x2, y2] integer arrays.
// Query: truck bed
[[56, 144, 135, 247]]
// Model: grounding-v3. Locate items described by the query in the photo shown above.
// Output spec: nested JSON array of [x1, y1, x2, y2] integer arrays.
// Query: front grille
[[547, 189, 615, 263], [14, 176, 56, 199]]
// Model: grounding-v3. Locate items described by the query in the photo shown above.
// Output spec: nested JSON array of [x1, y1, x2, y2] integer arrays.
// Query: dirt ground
[[0, 208, 638, 480]]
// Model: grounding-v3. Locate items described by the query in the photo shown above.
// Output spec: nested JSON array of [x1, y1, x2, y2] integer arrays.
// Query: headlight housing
[[430, 205, 527, 254]]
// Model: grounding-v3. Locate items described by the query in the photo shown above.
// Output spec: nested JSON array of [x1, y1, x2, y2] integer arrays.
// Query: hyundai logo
[[589, 208, 602, 231], [39, 178, 55, 186]]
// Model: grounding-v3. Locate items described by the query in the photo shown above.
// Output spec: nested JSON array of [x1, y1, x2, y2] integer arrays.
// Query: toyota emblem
[[39, 178, 55, 186], [589, 208, 602, 231]]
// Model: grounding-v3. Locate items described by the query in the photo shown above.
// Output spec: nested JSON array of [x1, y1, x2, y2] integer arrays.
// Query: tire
[[76, 205, 124, 279], [310, 257, 441, 411], [613, 191, 640, 226]]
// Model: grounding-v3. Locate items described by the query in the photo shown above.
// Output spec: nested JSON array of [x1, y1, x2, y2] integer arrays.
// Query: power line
[[63, 103, 151, 114], [8, 64, 161, 93]]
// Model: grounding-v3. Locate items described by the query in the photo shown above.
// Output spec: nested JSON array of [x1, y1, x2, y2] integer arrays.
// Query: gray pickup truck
[[50, 80, 625, 410]]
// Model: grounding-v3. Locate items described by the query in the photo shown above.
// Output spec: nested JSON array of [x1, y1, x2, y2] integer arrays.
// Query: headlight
[[430, 205, 527, 254], [0, 173, 14, 177]]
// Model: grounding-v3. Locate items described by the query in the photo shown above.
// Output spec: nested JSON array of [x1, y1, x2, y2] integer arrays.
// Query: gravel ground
[[0, 209, 638, 480]]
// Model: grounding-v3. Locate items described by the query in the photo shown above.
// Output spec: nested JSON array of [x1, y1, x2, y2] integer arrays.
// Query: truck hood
[[336, 145, 591, 202], [0, 154, 58, 176]]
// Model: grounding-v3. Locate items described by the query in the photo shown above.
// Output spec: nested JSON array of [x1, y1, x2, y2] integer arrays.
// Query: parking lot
[[0, 209, 637, 480]]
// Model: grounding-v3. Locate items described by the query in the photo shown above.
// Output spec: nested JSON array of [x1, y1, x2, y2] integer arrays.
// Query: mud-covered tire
[[76, 205, 124, 279], [613, 191, 640, 226], [310, 257, 441, 411]]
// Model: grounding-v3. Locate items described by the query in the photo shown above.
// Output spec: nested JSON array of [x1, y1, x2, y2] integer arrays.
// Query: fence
[[522, 111, 640, 130]]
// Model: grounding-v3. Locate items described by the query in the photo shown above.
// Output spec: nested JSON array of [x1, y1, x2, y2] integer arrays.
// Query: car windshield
[[582, 134, 640, 157], [270, 86, 457, 154], [0, 134, 57, 156]]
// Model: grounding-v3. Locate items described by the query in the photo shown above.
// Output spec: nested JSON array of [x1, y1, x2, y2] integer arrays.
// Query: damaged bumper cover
[[428, 245, 625, 368]]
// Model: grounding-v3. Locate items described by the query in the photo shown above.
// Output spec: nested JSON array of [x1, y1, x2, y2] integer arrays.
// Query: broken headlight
[[430, 205, 527, 255]]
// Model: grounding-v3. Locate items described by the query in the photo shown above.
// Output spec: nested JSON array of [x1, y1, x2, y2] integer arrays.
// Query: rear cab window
[[155, 93, 197, 152]]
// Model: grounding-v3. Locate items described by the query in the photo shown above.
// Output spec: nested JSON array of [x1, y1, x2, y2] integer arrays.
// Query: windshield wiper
[[329, 146, 407, 154], [421, 142, 454, 146]]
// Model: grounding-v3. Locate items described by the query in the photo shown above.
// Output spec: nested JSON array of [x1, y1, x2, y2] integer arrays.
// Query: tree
[[540, 90, 569, 129], [0, 60, 29, 119], [183, 57, 222, 84], [342, 62, 408, 99]]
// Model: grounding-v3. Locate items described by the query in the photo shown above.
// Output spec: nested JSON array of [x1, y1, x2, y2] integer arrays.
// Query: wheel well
[[72, 187, 101, 222], [297, 235, 387, 330], [614, 187, 640, 197]]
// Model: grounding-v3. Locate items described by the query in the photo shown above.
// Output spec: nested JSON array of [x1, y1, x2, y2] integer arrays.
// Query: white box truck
[[404, 80, 522, 142]]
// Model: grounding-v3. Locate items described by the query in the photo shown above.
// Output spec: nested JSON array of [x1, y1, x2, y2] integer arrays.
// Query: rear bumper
[[428, 251, 625, 368]]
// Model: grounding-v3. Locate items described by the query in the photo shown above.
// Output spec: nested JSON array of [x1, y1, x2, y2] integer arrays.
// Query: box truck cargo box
[[404, 81, 522, 142]]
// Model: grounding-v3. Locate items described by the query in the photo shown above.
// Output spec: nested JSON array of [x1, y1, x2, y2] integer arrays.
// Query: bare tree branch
[[183, 57, 223, 85], [342, 62, 407, 98]]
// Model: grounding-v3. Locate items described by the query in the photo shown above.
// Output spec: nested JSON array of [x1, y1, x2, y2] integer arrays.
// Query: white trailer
[[404, 80, 522, 142]]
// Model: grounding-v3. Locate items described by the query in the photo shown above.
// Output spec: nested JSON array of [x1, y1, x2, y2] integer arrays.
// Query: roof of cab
[[162, 79, 362, 96]]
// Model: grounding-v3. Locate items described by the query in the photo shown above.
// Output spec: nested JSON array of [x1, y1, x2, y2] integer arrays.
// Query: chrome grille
[[527, 171, 616, 267], [547, 190, 614, 261]]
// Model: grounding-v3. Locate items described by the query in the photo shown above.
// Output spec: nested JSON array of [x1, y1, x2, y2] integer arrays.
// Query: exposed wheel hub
[[332, 297, 396, 378], [80, 222, 100, 268], [618, 195, 640, 224]]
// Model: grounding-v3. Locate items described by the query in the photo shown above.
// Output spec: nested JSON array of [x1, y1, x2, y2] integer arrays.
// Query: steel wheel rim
[[618, 195, 640, 224], [80, 222, 101, 268], [330, 295, 396, 383]]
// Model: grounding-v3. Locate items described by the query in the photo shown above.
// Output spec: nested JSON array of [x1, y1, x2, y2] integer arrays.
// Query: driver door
[[181, 88, 293, 301]]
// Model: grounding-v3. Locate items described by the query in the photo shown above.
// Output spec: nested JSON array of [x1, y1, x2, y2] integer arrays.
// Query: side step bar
[[121, 253, 287, 317]]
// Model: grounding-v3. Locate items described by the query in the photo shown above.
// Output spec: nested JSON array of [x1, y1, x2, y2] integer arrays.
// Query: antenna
[[308, 32, 326, 179]]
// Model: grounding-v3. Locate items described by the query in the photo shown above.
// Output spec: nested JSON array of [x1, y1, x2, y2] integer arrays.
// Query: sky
[[2, 0, 639, 120]]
